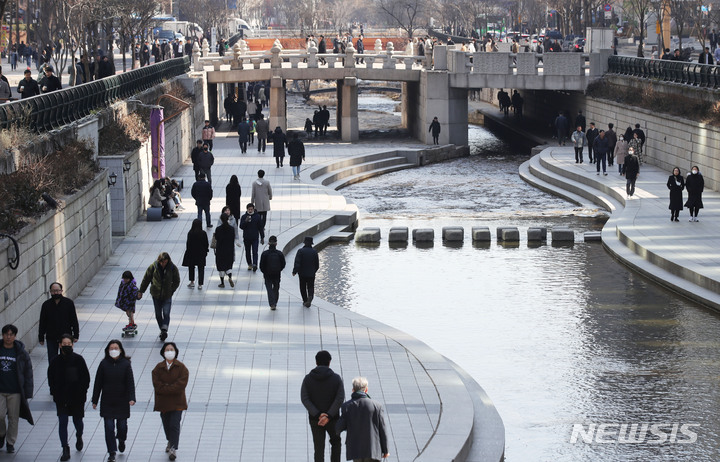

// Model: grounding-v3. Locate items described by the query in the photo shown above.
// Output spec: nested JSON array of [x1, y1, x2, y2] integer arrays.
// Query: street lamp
[[108, 172, 117, 187]]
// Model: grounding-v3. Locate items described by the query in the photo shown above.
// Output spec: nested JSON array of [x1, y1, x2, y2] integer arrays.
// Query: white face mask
[[109, 349, 120, 358], [692, 170, 698, 175], [164, 350, 176, 361]]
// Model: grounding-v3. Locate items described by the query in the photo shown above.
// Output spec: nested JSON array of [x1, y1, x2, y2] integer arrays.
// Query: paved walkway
[[17, 130, 483, 461]]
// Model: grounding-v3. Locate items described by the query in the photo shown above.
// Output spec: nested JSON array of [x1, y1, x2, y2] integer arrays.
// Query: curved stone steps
[[313, 156, 415, 190]]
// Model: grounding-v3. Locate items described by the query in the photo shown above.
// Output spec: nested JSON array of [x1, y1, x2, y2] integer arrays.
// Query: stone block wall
[[0, 174, 112, 348]]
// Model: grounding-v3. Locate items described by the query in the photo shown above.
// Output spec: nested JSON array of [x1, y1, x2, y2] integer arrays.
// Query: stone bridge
[[194, 40, 611, 146]]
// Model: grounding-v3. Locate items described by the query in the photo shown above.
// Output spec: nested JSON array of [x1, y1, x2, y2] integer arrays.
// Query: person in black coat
[[428, 117, 441, 144], [667, 167, 685, 222], [225, 175, 242, 221], [624, 151, 640, 197], [239, 203, 263, 271], [191, 172, 213, 228], [17, 69, 40, 98], [92, 340, 136, 462], [214, 214, 236, 288], [40, 65, 62, 93], [585, 123, 599, 163], [355, 35, 364, 64], [48, 334, 90, 461], [182, 219, 209, 290], [288, 133, 305, 180], [685, 166, 704, 221], [592, 130, 610, 175], [318, 35, 327, 65], [272, 127, 287, 168], [190, 140, 203, 180], [293, 236, 320, 308], [259, 235, 286, 310], [232, 96, 246, 127], [39, 282, 80, 362], [554, 112, 569, 145], [237, 118, 250, 154], [301, 350, 344, 462]]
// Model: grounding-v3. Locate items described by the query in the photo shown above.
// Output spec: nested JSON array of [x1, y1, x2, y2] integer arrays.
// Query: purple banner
[[150, 108, 165, 180]]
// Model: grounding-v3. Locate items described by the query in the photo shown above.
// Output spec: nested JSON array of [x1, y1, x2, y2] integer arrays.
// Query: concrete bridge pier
[[414, 71, 468, 146], [269, 76, 287, 132], [337, 77, 359, 142]]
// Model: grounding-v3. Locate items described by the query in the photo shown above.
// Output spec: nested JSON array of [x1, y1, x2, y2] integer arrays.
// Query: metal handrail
[[607, 55, 720, 89], [1, 56, 191, 133]]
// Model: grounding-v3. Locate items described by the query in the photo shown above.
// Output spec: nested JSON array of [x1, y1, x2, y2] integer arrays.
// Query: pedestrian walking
[[667, 167, 685, 222], [554, 112, 568, 146], [288, 133, 305, 180], [304, 118, 313, 137], [624, 149, 640, 198], [593, 130, 610, 175], [585, 123, 598, 163], [92, 340, 135, 462], [628, 132, 643, 165], [256, 114, 269, 153], [428, 117, 441, 144], [39, 282, 79, 362], [239, 203, 262, 272], [301, 350, 344, 462], [0, 324, 33, 454], [138, 253, 181, 341], [182, 219, 209, 290], [606, 123, 617, 166], [114, 271, 139, 332], [48, 334, 90, 461], [251, 170, 272, 244], [614, 135, 628, 174], [214, 213, 236, 288], [237, 117, 250, 154], [40, 65, 62, 93], [226, 175, 242, 222], [152, 342, 188, 462], [272, 126, 288, 167], [293, 236, 319, 308], [191, 172, 213, 228], [336, 377, 390, 462], [17, 69, 40, 98], [196, 144, 215, 186], [201, 120, 215, 151], [190, 140, 203, 180], [259, 235, 286, 310], [685, 166, 704, 222], [571, 126, 586, 163]]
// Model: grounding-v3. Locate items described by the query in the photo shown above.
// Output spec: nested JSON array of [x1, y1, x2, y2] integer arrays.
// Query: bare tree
[[668, 0, 700, 51], [375, 0, 429, 39], [625, 0, 653, 56], [112, 0, 157, 71]]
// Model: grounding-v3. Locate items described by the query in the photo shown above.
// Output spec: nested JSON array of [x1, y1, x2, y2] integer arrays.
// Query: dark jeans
[[161, 411, 183, 450], [588, 145, 594, 162], [557, 130, 566, 145], [239, 140, 247, 153], [201, 168, 212, 186], [626, 177, 637, 196], [309, 416, 341, 462], [275, 155, 284, 167], [258, 138, 266, 152], [596, 152, 607, 173], [197, 204, 211, 226], [152, 297, 172, 331], [257, 211, 267, 239], [188, 266, 205, 285], [574, 147, 583, 162], [103, 417, 127, 454], [264, 277, 280, 306], [299, 276, 315, 303], [244, 239, 259, 266], [46, 340, 60, 362], [58, 413, 83, 447]]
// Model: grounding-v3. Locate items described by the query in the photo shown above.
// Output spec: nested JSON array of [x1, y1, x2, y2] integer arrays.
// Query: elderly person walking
[[336, 377, 390, 462], [92, 340, 136, 462], [152, 342, 189, 461], [214, 213, 236, 287]]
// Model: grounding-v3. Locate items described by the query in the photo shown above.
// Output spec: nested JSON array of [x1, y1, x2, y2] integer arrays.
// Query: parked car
[[572, 38, 585, 52]]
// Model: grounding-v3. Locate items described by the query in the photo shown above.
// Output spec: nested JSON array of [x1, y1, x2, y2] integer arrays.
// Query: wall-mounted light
[[108, 172, 117, 187], [123, 159, 132, 172]]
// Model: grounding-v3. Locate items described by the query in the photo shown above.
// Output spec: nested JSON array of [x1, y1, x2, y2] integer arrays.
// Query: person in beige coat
[[251, 169, 272, 244], [152, 342, 188, 461], [613, 134, 629, 175]]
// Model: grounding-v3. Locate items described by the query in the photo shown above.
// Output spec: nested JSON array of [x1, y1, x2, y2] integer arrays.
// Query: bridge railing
[[447, 50, 592, 77], [607, 55, 720, 88], [0, 56, 191, 133]]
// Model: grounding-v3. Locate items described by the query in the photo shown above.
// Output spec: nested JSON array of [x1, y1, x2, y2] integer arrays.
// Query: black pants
[[160, 411, 182, 450], [257, 211, 267, 239], [239, 140, 247, 153], [258, 138, 266, 152], [432, 135, 439, 144], [188, 266, 205, 285], [626, 177, 637, 196], [574, 147, 583, 162], [309, 416, 341, 462], [588, 145, 594, 162], [264, 277, 280, 306], [299, 276, 315, 303], [275, 156, 284, 167]]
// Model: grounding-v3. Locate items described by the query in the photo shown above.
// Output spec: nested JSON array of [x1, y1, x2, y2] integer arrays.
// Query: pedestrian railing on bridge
[[0, 56, 191, 133], [608, 55, 720, 88]]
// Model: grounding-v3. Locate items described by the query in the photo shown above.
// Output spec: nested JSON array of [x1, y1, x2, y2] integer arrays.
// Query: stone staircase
[[309, 151, 417, 190]]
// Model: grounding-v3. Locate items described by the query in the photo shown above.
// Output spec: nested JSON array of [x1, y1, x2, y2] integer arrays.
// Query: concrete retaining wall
[[0, 174, 112, 348]]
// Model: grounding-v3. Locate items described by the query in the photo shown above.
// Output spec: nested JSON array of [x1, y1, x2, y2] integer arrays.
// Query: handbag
[[210, 233, 217, 249]]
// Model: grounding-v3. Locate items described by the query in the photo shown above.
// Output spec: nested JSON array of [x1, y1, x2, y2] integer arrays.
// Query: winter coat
[[255, 119, 269, 139], [152, 360, 189, 412], [301, 366, 344, 419], [288, 139, 305, 167], [667, 174, 685, 211], [585, 127, 598, 147], [215, 214, 239, 241], [91, 356, 136, 419], [592, 135, 610, 156], [571, 130, 586, 148], [336, 392, 389, 460], [39, 297, 80, 343], [554, 115, 568, 134], [628, 137, 643, 156], [190, 147, 203, 171], [251, 178, 272, 211], [201, 125, 215, 141], [115, 279, 138, 312], [48, 351, 90, 416], [239, 212, 262, 242], [272, 128, 287, 157], [196, 151, 215, 171], [0, 340, 33, 424], [624, 155, 640, 180], [574, 114, 586, 131], [685, 172, 704, 209], [226, 182, 242, 220], [237, 121, 250, 143], [318, 39, 327, 54], [182, 229, 209, 268], [259, 247, 286, 280], [17, 77, 40, 99], [149, 187, 165, 207], [356, 38, 364, 53], [293, 244, 319, 278], [139, 260, 180, 301], [191, 179, 213, 207], [606, 129, 617, 152], [614, 140, 628, 165], [429, 120, 441, 136], [214, 223, 236, 271]]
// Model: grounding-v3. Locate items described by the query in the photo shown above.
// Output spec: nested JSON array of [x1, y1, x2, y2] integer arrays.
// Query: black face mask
[[61, 345, 73, 355], [51, 294, 62, 301]]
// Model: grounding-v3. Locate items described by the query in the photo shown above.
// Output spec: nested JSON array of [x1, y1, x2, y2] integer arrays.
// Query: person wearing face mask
[[39, 282, 79, 362], [48, 334, 90, 461], [667, 167, 685, 222], [685, 166, 704, 222], [0, 324, 33, 455], [239, 203, 262, 271], [92, 340, 136, 462], [152, 343, 188, 461]]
